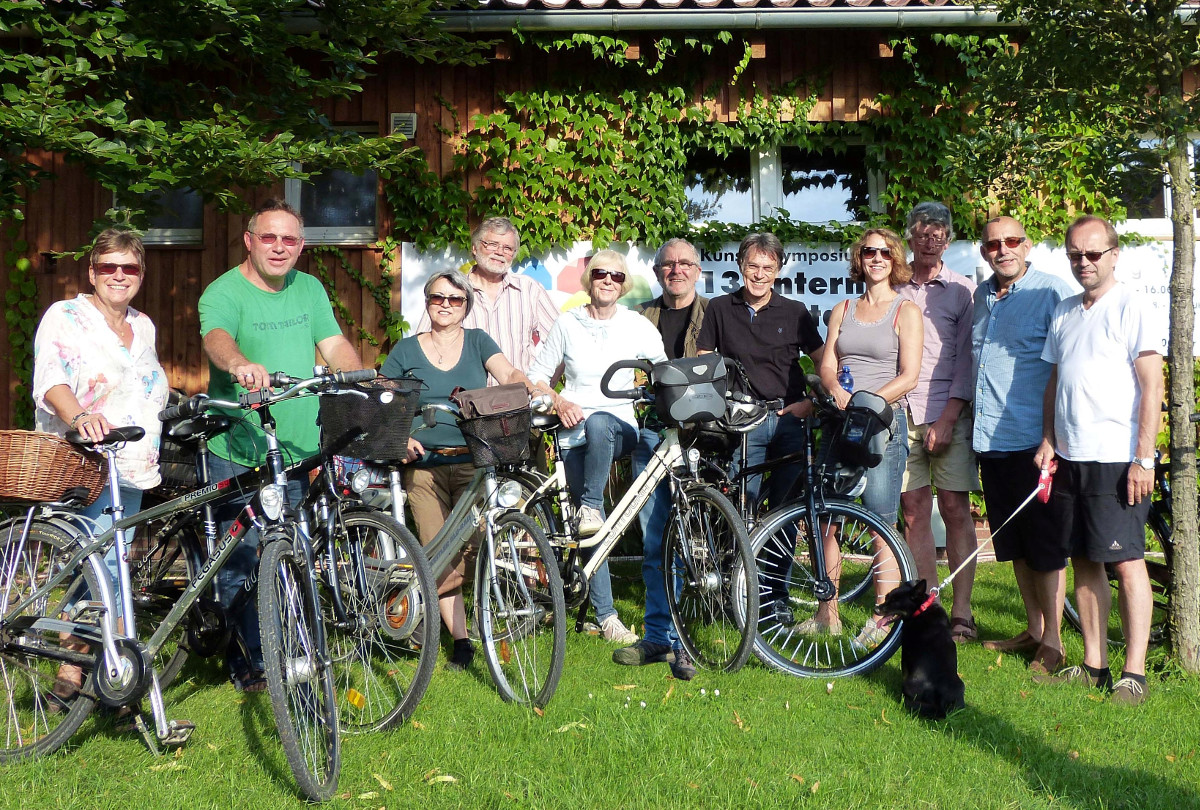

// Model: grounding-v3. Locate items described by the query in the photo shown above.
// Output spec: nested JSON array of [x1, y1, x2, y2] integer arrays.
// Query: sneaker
[[795, 616, 843, 636], [613, 639, 673, 666], [599, 614, 639, 645], [576, 506, 604, 537], [670, 647, 696, 681], [1031, 664, 1113, 690], [851, 616, 889, 650], [1111, 675, 1147, 706]]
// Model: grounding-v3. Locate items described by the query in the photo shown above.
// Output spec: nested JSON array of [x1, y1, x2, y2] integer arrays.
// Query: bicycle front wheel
[[0, 518, 100, 762], [752, 499, 916, 678], [258, 535, 341, 801], [665, 484, 758, 673], [475, 512, 566, 708], [320, 510, 438, 733]]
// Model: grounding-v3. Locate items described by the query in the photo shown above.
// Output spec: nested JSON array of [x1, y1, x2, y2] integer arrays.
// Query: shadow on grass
[[238, 689, 303, 799], [943, 706, 1200, 808]]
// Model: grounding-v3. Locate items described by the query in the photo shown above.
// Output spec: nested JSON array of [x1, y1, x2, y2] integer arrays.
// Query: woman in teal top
[[381, 270, 532, 671]]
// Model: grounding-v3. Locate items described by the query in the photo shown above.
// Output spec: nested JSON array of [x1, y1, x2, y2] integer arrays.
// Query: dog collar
[[912, 592, 938, 617]]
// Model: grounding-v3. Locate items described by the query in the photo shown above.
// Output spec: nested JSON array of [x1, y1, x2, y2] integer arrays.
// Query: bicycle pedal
[[67, 600, 107, 621], [159, 719, 196, 746]]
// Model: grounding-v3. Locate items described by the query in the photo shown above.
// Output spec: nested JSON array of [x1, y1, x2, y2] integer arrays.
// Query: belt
[[430, 446, 471, 457]]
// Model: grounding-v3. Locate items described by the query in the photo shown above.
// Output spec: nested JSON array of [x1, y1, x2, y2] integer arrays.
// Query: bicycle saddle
[[531, 412, 562, 431], [168, 414, 235, 444], [65, 425, 145, 446]]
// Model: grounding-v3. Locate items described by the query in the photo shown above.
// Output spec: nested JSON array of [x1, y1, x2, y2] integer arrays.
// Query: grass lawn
[[3, 561, 1197, 810]]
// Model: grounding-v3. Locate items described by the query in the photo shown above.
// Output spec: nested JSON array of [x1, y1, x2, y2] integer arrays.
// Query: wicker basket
[[458, 409, 531, 468], [0, 430, 105, 506], [319, 377, 422, 463]]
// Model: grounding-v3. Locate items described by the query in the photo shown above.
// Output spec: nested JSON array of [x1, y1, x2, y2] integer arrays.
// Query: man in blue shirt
[[971, 216, 1074, 674]]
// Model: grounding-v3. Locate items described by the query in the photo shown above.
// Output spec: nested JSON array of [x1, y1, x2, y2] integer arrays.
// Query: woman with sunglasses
[[528, 250, 667, 647], [810, 227, 922, 642], [32, 228, 170, 701], [380, 269, 533, 672]]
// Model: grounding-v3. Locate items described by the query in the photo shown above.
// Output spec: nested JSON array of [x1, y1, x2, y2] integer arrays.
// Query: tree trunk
[[1164, 136, 1199, 672]]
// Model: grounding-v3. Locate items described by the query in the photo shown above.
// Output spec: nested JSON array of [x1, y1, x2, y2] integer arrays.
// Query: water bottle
[[838, 365, 854, 393]]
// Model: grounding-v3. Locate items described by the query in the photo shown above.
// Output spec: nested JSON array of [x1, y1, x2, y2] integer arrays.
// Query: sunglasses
[[93, 262, 142, 276], [590, 268, 627, 283], [427, 293, 467, 308], [1066, 246, 1117, 264], [251, 231, 302, 247], [860, 246, 892, 259], [983, 236, 1027, 253]]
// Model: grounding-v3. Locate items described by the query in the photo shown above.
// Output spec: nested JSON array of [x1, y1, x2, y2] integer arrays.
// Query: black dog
[[874, 579, 965, 720]]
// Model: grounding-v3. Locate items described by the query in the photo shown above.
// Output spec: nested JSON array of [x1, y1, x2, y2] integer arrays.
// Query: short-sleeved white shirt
[[1041, 283, 1161, 462]]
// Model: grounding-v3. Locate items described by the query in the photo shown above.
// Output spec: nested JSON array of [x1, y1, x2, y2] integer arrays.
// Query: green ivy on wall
[[311, 243, 408, 366], [4, 225, 35, 429]]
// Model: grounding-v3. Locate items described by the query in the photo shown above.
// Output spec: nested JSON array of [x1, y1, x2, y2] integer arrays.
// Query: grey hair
[[423, 270, 476, 316], [737, 232, 785, 270], [653, 238, 701, 269], [905, 201, 955, 242], [470, 216, 522, 253]]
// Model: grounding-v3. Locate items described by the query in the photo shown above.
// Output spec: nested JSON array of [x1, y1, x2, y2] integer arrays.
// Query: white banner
[[401, 240, 1193, 353]]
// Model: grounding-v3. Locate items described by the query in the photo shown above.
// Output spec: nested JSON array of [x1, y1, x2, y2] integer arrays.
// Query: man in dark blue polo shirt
[[697, 232, 825, 509]]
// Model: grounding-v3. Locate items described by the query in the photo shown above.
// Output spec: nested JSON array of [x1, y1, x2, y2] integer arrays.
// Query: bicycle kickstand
[[134, 671, 196, 755]]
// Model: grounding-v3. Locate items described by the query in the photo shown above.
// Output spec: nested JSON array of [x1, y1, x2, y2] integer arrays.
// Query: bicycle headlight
[[495, 479, 523, 509], [351, 468, 374, 495], [259, 483, 286, 521]]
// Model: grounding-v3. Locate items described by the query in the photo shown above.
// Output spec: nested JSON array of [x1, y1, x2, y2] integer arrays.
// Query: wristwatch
[[1132, 457, 1155, 471]]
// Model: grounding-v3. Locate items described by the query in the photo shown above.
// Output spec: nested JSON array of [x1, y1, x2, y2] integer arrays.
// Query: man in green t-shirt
[[198, 197, 363, 690]]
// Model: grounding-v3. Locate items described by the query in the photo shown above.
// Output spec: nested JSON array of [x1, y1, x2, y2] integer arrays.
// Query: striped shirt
[[416, 269, 560, 384]]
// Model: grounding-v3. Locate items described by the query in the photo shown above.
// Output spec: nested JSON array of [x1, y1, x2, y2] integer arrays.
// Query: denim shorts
[[858, 407, 907, 525]]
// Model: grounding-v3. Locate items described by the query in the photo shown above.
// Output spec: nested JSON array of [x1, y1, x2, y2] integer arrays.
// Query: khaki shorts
[[902, 413, 980, 493]]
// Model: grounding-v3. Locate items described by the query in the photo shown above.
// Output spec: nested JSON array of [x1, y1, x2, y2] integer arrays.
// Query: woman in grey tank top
[[805, 228, 923, 641]]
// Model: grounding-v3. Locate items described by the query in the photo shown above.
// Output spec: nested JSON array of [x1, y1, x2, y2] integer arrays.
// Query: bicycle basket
[[458, 409, 532, 468], [831, 390, 894, 469], [0, 430, 105, 505], [319, 377, 423, 462], [650, 355, 729, 427], [154, 389, 199, 499]]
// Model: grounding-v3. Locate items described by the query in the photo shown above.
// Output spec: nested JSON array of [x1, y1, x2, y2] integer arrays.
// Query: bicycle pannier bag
[[833, 390, 894, 468], [450, 383, 529, 418], [650, 355, 728, 427]]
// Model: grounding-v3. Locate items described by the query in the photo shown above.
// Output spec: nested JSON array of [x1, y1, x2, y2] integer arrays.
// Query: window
[[284, 166, 378, 245], [1115, 138, 1200, 238], [684, 143, 881, 227], [115, 187, 204, 246]]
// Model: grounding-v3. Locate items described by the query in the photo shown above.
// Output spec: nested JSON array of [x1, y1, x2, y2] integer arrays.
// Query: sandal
[[232, 670, 268, 693], [47, 665, 84, 715], [949, 616, 978, 644]]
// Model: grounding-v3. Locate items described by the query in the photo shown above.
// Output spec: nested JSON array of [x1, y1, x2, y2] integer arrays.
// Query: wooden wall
[[0, 29, 905, 428]]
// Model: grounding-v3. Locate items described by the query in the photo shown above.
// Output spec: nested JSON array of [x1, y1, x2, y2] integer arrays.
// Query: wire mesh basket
[[458, 409, 531, 468], [0, 430, 105, 505], [319, 377, 423, 463]]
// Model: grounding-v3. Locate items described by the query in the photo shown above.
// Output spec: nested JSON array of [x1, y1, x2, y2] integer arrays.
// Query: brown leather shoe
[[981, 631, 1041, 653], [1028, 644, 1065, 675]]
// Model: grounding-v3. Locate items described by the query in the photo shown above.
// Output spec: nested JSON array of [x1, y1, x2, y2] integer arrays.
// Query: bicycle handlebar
[[599, 359, 653, 400], [157, 368, 378, 422]]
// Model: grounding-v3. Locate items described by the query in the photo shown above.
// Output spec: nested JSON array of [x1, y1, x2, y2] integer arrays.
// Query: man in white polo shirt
[[1033, 214, 1163, 706]]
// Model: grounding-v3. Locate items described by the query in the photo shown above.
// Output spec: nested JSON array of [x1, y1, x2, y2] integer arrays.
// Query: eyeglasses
[[250, 231, 302, 247], [911, 233, 948, 246], [656, 260, 699, 271], [590, 268, 627, 283], [1066, 246, 1117, 264], [427, 293, 468, 308], [478, 239, 516, 256], [983, 236, 1027, 253], [860, 246, 892, 260], [744, 262, 780, 275], [93, 262, 142, 276]]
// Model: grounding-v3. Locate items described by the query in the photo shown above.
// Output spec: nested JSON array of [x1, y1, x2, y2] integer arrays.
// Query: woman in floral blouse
[[32, 228, 169, 702]]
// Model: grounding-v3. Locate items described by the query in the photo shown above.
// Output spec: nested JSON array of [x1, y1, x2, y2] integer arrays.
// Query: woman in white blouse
[[32, 228, 169, 700]]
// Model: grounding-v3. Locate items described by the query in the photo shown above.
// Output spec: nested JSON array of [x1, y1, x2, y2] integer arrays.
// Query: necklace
[[427, 329, 463, 365]]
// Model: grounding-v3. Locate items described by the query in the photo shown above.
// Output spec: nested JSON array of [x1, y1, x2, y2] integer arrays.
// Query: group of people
[[31, 197, 1163, 705]]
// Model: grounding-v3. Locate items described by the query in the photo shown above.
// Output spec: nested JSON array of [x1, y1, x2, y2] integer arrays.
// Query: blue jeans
[[632, 428, 676, 647], [207, 455, 305, 676], [858, 408, 909, 526], [80, 483, 143, 620], [736, 412, 806, 510], [561, 412, 639, 624]]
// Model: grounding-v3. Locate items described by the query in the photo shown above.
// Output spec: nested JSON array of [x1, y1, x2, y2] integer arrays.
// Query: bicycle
[[499, 358, 760, 675], [339, 392, 567, 708], [727, 375, 918, 678], [0, 368, 382, 801]]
